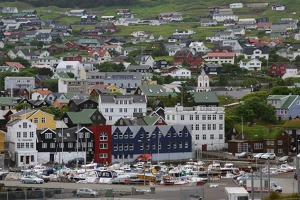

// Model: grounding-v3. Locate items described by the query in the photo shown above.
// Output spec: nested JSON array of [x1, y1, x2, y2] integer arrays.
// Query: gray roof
[[126, 65, 152, 71], [104, 72, 142, 80], [243, 46, 269, 55], [99, 94, 146, 103]]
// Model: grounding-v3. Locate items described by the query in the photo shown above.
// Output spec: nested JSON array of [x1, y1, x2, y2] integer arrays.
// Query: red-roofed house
[[205, 52, 235, 64], [31, 89, 52, 100], [88, 49, 111, 63], [173, 49, 204, 66], [4, 62, 25, 71], [257, 22, 272, 31]]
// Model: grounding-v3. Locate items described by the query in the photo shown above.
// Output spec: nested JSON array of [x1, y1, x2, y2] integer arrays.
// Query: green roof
[[78, 39, 98, 44], [193, 92, 220, 104], [66, 109, 98, 124], [137, 85, 168, 97], [283, 119, 300, 128], [57, 99, 70, 103], [56, 72, 70, 79], [267, 95, 298, 109], [143, 116, 159, 125], [0, 97, 20, 105], [235, 124, 283, 140]]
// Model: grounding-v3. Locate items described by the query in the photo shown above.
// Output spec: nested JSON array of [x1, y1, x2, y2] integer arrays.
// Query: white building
[[31, 89, 52, 100], [98, 95, 147, 125], [6, 119, 38, 167], [239, 59, 262, 71], [272, 4, 285, 11], [196, 70, 211, 92], [230, 3, 243, 8], [58, 78, 88, 93], [56, 61, 83, 77], [162, 68, 191, 79], [164, 105, 225, 150], [4, 77, 35, 90], [282, 68, 300, 79], [212, 14, 238, 22], [189, 42, 210, 53], [205, 52, 235, 64]]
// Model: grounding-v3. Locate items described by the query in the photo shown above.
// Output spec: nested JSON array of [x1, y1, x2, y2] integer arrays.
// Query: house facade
[[6, 119, 38, 167], [239, 59, 262, 70], [205, 52, 235, 64], [98, 95, 147, 125], [267, 95, 300, 120], [4, 77, 35, 90], [164, 105, 225, 151]]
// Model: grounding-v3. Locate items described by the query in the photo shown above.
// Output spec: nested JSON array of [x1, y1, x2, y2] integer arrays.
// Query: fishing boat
[[149, 175, 197, 187]]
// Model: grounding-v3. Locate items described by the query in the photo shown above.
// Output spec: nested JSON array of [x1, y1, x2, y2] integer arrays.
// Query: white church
[[196, 69, 211, 92]]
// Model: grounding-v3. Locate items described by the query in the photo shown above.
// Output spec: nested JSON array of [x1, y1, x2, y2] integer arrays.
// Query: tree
[[40, 106, 67, 119], [270, 86, 292, 95], [98, 62, 125, 72], [176, 82, 194, 107], [14, 103, 32, 111], [12, 57, 31, 68], [44, 79, 58, 92], [218, 75, 229, 86]]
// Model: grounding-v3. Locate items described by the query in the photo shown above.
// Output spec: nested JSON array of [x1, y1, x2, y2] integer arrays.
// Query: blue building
[[111, 124, 192, 163], [267, 95, 300, 120]]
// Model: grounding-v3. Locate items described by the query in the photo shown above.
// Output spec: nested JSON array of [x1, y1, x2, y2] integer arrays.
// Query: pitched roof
[[143, 116, 160, 125], [5, 62, 25, 69], [234, 124, 284, 140], [283, 119, 300, 128], [99, 94, 146, 103], [88, 49, 108, 57], [267, 95, 298, 109], [206, 52, 235, 57], [137, 85, 168, 97], [193, 92, 220, 104], [66, 109, 99, 124], [34, 89, 52, 95]]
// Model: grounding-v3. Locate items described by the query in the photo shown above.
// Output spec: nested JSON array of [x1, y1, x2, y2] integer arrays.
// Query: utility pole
[[260, 167, 263, 200], [268, 158, 270, 196]]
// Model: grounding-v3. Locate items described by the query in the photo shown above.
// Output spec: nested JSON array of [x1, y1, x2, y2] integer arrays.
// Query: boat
[[95, 170, 118, 184], [149, 175, 197, 187]]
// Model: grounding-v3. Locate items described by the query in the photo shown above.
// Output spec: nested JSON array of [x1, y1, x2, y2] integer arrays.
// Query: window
[[207, 115, 211, 120], [207, 124, 211, 130], [26, 143, 29, 148], [152, 143, 156, 150], [59, 143, 64, 148], [42, 143, 47, 148], [68, 143, 73, 148], [30, 132, 34, 137], [17, 132, 21, 138], [124, 132, 128, 139], [254, 143, 263, 149], [167, 132, 171, 137], [196, 115, 199, 120], [190, 115, 193, 120], [185, 132, 188, 137], [88, 142, 93, 147], [196, 134, 199, 140], [191, 124, 193, 130], [30, 143, 34, 148], [31, 155, 34, 162], [105, 108, 108, 112], [146, 132, 150, 138], [119, 133, 123, 139], [219, 114, 223, 120], [110, 108, 113, 112], [100, 153, 108, 158], [100, 143, 108, 149], [173, 142, 177, 149], [179, 142, 183, 148], [237, 143, 242, 153], [45, 133, 52, 139], [202, 115, 206, 120], [17, 143, 21, 148], [41, 118, 46, 123], [129, 144, 134, 150], [278, 149, 283, 154], [173, 132, 177, 137], [119, 108, 122, 112], [219, 124, 223, 130], [23, 132, 27, 138], [23, 122, 27, 128], [50, 143, 55, 148], [100, 132, 108, 141], [181, 115, 184, 120], [185, 141, 188, 148], [119, 144, 123, 151], [129, 132, 134, 139], [140, 143, 144, 150], [213, 124, 216, 130], [202, 124, 206, 130], [167, 142, 171, 149], [219, 134, 223, 139], [20, 156, 24, 162], [85, 132, 90, 138], [124, 143, 129, 151], [213, 115, 216, 120], [210, 134, 214, 139], [21, 143, 24, 148], [34, 118, 38, 123], [203, 134, 206, 140], [278, 140, 283, 145], [178, 131, 182, 137], [140, 132, 144, 138], [196, 124, 199, 130]]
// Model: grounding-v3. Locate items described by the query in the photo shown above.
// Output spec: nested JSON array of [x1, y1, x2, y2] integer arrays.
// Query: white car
[[253, 153, 264, 159], [21, 175, 44, 184], [261, 153, 276, 160]]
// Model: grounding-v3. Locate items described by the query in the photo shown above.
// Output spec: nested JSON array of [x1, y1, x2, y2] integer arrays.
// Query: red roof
[[88, 49, 109, 58], [5, 62, 25, 69], [206, 52, 235, 57], [89, 84, 109, 90], [35, 89, 52, 95], [135, 154, 152, 161], [257, 22, 272, 28]]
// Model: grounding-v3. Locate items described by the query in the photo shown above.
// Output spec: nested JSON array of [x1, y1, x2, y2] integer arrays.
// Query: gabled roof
[[114, 117, 147, 126], [283, 119, 300, 128], [55, 72, 70, 78], [143, 116, 162, 125], [5, 62, 25, 69], [193, 92, 220, 104], [206, 52, 235, 57], [136, 85, 168, 97], [88, 49, 108, 58], [65, 109, 100, 124], [234, 124, 284, 140], [33, 89, 52, 95], [267, 95, 298, 109]]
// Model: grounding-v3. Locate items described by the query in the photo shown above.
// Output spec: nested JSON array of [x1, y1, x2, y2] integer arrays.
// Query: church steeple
[[196, 68, 211, 92]]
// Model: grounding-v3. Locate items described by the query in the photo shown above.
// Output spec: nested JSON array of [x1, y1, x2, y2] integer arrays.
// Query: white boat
[[95, 170, 118, 184]]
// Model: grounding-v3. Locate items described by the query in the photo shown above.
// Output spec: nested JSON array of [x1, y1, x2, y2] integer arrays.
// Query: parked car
[[261, 153, 276, 160], [76, 188, 99, 198], [278, 156, 293, 163], [237, 152, 252, 159], [21, 176, 44, 184], [253, 153, 264, 159]]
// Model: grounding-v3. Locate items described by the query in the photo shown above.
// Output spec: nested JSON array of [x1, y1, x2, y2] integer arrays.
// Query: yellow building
[[10, 109, 56, 130], [106, 85, 120, 93]]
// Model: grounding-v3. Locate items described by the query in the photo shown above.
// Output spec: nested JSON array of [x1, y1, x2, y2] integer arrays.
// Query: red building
[[64, 54, 83, 62], [173, 49, 204, 66], [88, 125, 112, 165], [268, 63, 298, 77]]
